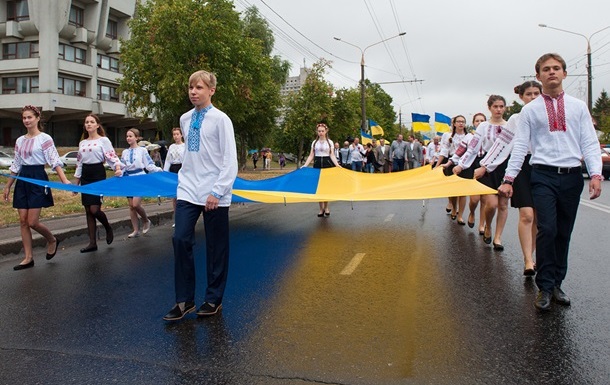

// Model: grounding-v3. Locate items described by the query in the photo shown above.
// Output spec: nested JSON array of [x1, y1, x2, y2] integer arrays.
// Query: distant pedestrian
[[301, 122, 340, 217], [279, 152, 286, 169], [163, 127, 185, 227], [374, 138, 391, 173], [349, 137, 365, 172], [163, 70, 238, 321], [338, 141, 351, 169], [252, 151, 258, 169], [265, 150, 272, 170], [74, 114, 123, 253], [390, 134, 409, 172], [121, 128, 162, 238], [2, 105, 71, 270], [364, 143, 376, 173]]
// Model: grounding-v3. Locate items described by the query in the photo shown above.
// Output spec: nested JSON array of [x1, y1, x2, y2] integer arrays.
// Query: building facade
[[0, 0, 153, 149]]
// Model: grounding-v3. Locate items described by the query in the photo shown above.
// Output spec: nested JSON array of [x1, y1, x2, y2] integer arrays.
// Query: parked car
[[582, 147, 610, 180], [59, 151, 79, 168], [0, 151, 14, 168]]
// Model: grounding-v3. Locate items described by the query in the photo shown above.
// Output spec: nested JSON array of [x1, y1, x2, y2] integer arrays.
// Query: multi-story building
[[0, 0, 154, 149], [280, 66, 310, 97]]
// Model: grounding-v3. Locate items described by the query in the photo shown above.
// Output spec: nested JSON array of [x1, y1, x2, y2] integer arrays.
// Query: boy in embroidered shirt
[[163, 70, 238, 321], [499, 53, 602, 311]]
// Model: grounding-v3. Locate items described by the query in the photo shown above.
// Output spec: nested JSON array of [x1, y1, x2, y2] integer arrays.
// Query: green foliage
[[279, 60, 334, 165], [119, 0, 289, 168], [593, 90, 610, 142], [364, 81, 396, 138], [504, 100, 522, 120]]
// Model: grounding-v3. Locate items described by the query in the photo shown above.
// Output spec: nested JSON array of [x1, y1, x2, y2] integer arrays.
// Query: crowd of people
[[2, 53, 603, 315]]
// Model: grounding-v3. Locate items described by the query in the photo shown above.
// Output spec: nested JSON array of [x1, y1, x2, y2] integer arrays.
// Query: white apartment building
[[280, 66, 310, 97], [0, 0, 154, 148]]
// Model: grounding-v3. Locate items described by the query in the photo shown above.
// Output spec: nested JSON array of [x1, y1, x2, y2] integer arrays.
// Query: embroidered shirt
[[10, 133, 63, 173], [74, 137, 122, 178]]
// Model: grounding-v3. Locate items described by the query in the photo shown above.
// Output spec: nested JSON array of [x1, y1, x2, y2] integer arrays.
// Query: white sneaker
[[127, 231, 140, 238], [142, 219, 152, 234]]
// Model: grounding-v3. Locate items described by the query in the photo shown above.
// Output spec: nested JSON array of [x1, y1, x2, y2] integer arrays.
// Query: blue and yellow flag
[[412, 113, 431, 132], [368, 119, 384, 136], [434, 112, 452, 133], [360, 129, 373, 145]]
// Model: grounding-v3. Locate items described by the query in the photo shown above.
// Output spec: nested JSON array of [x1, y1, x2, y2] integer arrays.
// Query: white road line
[[579, 199, 610, 214], [384, 214, 394, 222], [340, 253, 366, 275]]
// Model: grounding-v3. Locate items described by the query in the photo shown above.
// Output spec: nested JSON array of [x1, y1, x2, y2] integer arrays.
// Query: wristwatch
[[501, 180, 513, 186]]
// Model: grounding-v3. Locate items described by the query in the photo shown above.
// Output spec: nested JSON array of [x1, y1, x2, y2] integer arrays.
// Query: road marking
[[340, 253, 366, 275], [580, 199, 610, 214], [384, 214, 394, 222]]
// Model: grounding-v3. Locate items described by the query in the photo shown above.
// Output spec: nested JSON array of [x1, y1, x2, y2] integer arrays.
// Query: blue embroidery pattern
[[187, 105, 213, 152]]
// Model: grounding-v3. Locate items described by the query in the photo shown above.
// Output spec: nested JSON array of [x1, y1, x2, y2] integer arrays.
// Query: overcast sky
[[233, 0, 610, 125]]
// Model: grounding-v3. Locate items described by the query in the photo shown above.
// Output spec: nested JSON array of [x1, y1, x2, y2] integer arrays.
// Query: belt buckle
[[557, 167, 568, 174]]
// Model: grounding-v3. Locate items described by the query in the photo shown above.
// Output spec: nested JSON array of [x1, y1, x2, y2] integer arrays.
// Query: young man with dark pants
[[499, 53, 602, 311], [163, 70, 238, 321]]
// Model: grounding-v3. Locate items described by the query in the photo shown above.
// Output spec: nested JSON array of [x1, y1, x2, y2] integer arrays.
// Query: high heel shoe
[[80, 245, 98, 253], [467, 213, 475, 228], [46, 238, 61, 260]]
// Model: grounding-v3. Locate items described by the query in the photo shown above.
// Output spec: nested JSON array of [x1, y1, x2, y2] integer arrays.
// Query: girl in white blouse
[[2, 105, 70, 270], [74, 114, 123, 253], [301, 123, 340, 217], [163, 127, 185, 225], [121, 128, 163, 237]]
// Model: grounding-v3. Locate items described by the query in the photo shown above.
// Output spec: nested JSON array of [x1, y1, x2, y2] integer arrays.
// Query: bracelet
[[501, 180, 513, 186], [210, 191, 222, 199], [591, 174, 603, 181]]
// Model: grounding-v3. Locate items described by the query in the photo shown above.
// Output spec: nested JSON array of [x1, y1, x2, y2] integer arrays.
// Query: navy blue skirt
[[81, 163, 106, 206], [13, 165, 54, 209]]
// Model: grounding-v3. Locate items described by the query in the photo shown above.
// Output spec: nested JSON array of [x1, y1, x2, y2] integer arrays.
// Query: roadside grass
[[1, 163, 294, 227]]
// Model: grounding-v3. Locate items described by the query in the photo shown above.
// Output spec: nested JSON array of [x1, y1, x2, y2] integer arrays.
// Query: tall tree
[[331, 88, 360, 143], [119, 0, 288, 167], [593, 90, 610, 143], [279, 60, 334, 166]]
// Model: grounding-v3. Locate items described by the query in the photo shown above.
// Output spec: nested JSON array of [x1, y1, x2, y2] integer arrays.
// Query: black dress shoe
[[535, 291, 552, 311], [467, 221, 475, 228], [552, 287, 571, 306], [80, 245, 98, 253], [14, 260, 34, 271], [493, 242, 504, 251], [163, 302, 195, 321], [46, 238, 61, 260], [106, 227, 114, 245]]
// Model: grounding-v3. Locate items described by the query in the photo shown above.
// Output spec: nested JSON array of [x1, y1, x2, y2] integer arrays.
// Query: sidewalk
[[0, 201, 175, 260]]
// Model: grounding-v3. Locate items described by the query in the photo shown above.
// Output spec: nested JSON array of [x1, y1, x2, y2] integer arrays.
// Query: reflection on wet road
[[1, 190, 609, 384]]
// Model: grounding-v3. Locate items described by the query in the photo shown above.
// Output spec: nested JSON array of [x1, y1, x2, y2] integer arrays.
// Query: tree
[[593, 90, 610, 142], [503, 100, 522, 121], [119, 0, 288, 167], [331, 88, 360, 143], [279, 60, 334, 166], [364, 81, 396, 138]]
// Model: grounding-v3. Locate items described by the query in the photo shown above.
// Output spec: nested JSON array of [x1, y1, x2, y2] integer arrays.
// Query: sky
[[233, 0, 610, 125]]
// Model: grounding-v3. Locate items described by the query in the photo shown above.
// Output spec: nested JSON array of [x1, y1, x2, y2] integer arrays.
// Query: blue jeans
[[351, 161, 363, 172], [173, 200, 230, 305], [364, 162, 375, 173], [392, 158, 405, 171]]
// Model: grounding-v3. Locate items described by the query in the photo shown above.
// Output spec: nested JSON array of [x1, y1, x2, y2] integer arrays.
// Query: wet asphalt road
[[1, 185, 610, 385]]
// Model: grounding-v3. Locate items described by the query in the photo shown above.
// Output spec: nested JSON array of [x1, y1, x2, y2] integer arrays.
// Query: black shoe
[[523, 268, 536, 276], [535, 291, 552, 311], [106, 227, 114, 245], [14, 260, 34, 271], [163, 302, 195, 321], [467, 221, 475, 228], [483, 227, 492, 244], [552, 287, 571, 306], [457, 220, 466, 225], [324, 210, 330, 217], [46, 238, 61, 260], [80, 245, 98, 253], [196, 302, 222, 316], [317, 213, 324, 217], [492, 242, 504, 251]]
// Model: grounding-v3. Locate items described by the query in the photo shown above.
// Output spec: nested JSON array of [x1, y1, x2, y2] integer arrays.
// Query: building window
[[68, 5, 84, 27], [2, 42, 39, 59], [2, 76, 39, 94], [106, 20, 118, 39], [58, 77, 86, 97], [97, 84, 119, 102], [7, 0, 29, 21], [97, 54, 119, 72], [59, 44, 86, 64]]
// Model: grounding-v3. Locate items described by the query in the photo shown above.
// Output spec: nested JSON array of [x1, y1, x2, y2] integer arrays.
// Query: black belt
[[532, 164, 582, 174]]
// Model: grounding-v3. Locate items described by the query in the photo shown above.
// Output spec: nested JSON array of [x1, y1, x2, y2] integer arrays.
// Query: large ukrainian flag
[[412, 113, 431, 132], [368, 119, 384, 136], [434, 112, 452, 133]]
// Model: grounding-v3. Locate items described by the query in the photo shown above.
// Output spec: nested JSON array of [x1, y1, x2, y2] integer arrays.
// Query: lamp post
[[334, 32, 406, 132], [538, 24, 610, 112]]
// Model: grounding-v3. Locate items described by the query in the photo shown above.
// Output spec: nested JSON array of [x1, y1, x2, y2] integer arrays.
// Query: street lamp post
[[539, 24, 610, 112], [334, 32, 406, 133]]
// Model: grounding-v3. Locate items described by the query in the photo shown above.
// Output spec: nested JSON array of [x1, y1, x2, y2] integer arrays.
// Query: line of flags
[[359, 113, 452, 144]]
